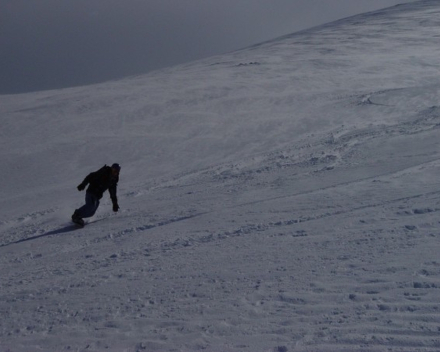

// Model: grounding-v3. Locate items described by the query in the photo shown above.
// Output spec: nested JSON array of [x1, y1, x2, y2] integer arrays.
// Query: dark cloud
[[0, 0, 412, 94]]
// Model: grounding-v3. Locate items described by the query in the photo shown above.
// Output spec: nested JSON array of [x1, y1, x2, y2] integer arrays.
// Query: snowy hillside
[[1, 1, 440, 351]]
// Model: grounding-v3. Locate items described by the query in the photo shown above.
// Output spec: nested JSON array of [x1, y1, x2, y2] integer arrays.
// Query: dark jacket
[[79, 165, 119, 202]]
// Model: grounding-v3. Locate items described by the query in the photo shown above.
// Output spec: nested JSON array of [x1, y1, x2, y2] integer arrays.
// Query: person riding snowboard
[[72, 163, 121, 226]]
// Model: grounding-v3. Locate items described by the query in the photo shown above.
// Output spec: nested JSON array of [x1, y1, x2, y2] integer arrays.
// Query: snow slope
[[1, 1, 440, 351]]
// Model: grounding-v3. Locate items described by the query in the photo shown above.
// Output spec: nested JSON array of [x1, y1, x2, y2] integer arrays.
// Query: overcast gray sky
[[0, 0, 412, 94]]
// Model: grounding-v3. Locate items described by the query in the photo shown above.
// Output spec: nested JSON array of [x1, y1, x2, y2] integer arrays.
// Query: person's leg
[[75, 192, 100, 219]]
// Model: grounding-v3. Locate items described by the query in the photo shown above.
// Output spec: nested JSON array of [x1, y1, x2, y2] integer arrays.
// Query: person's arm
[[109, 179, 119, 212], [77, 166, 106, 191], [77, 172, 95, 191]]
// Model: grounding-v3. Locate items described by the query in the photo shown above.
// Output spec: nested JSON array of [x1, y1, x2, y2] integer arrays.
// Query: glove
[[112, 203, 120, 212], [77, 183, 86, 191]]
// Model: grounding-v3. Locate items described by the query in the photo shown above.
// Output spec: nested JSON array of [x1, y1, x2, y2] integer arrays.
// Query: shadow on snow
[[0, 224, 81, 248], [0, 218, 109, 248]]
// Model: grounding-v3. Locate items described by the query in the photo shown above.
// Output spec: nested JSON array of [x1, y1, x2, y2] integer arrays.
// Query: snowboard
[[72, 217, 85, 227]]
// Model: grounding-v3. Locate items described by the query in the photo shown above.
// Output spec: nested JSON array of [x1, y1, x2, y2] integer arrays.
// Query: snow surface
[[1, 1, 440, 351]]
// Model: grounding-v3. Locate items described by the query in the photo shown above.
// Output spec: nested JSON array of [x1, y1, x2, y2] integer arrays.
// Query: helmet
[[111, 163, 121, 171]]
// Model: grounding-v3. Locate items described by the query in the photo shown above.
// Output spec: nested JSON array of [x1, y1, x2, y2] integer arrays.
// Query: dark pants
[[76, 192, 100, 219]]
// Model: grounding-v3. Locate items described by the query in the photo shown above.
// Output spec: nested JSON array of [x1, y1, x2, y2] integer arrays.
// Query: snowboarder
[[71, 163, 121, 226]]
